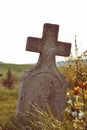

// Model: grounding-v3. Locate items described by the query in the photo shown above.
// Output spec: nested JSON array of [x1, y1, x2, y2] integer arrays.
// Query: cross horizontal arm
[[26, 37, 44, 53], [55, 41, 71, 56]]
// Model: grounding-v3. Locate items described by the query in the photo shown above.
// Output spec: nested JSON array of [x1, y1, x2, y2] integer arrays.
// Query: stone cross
[[16, 23, 71, 121], [26, 23, 71, 67]]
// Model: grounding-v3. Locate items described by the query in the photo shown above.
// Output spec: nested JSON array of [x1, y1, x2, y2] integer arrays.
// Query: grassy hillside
[[0, 63, 34, 77], [0, 63, 34, 129]]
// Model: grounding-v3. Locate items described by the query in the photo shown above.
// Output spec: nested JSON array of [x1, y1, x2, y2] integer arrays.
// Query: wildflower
[[75, 95, 80, 101], [73, 122, 78, 129], [74, 87, 80, 95], [83, 90, 87, 99], [74, 102, 80, 109], [78, 81, 83, 88], [67, 92, 70, 96], [83, 81, 87, 86], [67, 99, 73, 106], [79, 102, 84, 108], [65, 108, 71, 113], [71, 111, 78, 117], [78, 111, 85, 119], [84, 93, 87, 99]]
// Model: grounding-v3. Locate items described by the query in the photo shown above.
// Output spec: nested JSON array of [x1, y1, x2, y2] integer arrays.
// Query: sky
[[0, 0, 87, 64]]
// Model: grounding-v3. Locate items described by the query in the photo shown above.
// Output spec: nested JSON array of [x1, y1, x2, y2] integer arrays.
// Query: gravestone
[[16, 23, 71, 119]]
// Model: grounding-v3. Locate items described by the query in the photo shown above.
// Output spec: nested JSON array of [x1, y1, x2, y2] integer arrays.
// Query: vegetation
[[0, 59, 87, 129], [2, 69, 19, 89], [16, 103, 73, 130], [0, 64, 33, 130], [0, 85, 18, 130], [0, 63, 33, 77]]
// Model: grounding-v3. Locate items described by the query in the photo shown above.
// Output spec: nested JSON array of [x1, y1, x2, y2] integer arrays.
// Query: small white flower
[[67, 92, 70, 96], [67, 99, 73, 105], [65, 108, 71, 113], [79, 112, 85, 119], [71, 111, 78, 117]]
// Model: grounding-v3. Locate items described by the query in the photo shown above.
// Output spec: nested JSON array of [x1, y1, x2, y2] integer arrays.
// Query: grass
[[0, 85, 18, 129], [0, 85, 73, 130], [0, 63, 34, 129], [17, 103, 73, 130], [0, 63, 33, 77]]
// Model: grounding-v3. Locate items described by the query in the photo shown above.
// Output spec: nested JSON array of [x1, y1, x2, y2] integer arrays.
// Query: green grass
[[0, 85, 18, 129], [0, 63, 34, 77], [0, 63, 34, 129]]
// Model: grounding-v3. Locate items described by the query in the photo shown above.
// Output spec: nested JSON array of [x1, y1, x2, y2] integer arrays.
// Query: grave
[[16, 23, 71, 119]]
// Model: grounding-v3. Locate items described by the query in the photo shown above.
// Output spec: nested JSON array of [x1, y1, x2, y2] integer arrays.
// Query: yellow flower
[[84, 94, 87, 99]]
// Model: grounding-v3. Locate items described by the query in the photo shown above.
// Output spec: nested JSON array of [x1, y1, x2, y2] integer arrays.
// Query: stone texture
[[16, 23, 71, 119]]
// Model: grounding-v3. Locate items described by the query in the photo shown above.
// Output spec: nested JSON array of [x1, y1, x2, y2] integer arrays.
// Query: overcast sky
[[0, 0, 87, 64]]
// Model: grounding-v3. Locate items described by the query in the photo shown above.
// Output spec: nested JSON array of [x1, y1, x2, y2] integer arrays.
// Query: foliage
[[65, 87, 87, 129], [58, 58, 87, 88], [65, 57, 87, 130], [2, 69, 18, 89], [0, 64, 33, 130], [0, 63, 33, 88]]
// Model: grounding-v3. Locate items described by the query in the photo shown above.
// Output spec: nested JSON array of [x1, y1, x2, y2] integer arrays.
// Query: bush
[[64, 57, 87, 130], [2, 69, 19, 89]]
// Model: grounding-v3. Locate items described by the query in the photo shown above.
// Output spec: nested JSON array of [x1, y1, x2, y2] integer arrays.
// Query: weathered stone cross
[[17, 23, 71, 121], [26, 23, 71, 67]]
